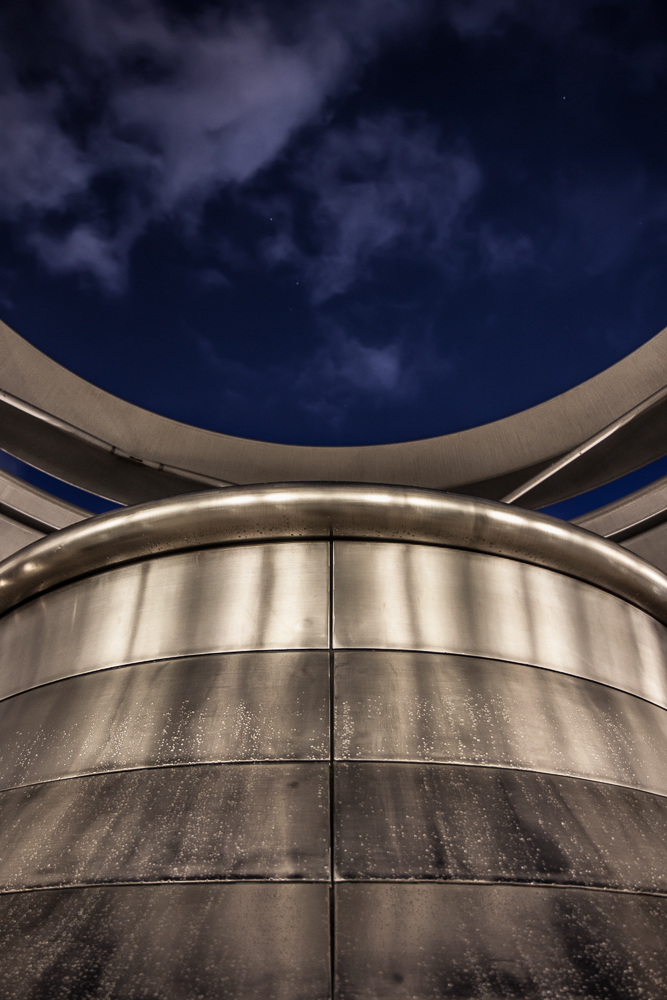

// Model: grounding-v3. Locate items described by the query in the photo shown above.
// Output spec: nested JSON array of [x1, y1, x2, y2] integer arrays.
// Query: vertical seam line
[[329, 535, 335, 999]]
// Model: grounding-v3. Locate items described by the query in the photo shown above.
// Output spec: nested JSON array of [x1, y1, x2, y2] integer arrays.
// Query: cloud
[[0, 0, 426, 289], [0, 83, 91, 216], [479, 227, 533, 274], [262, 112, 481, 301], [1, 0, 661, 297], [444, 0, 522, 37], [106, 16, 351, 207], [26, 223, 133, 292], [196, 315, 450, 429], [294, 325, 452, 424], [443, 0, 667, 81], [303, 329, 405, 396]]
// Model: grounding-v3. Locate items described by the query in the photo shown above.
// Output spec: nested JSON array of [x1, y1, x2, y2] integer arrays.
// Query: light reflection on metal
[[0, 484, 666, 996], [4, 315, 667, 995], [0, 652, 331, 790], [1, 483, 666, 622], [0, 541, 329, 700], [3, 317, 667, 510], [5, 319, 667, 573], [501, 382, 667, 508], [332, 542, 667, 706]]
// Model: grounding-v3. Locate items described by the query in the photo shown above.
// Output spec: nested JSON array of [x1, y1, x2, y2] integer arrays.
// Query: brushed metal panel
[[334, 651, 667, 795], [0, 652, 329, 789], [575, 470, 667, 541], [0, 882, 330, 1000], [623, 519, 667, 577], [0, 763, 330, 889], [333, 541, 667, 707], [334, 762, 667, 892], [0, 464, 88, 533], [503, 382, 667, 510], [0, 541, 329, 701], [0, 511, 42, 562], [0, 386, 231, 506], [335, 883, 667, 1000]]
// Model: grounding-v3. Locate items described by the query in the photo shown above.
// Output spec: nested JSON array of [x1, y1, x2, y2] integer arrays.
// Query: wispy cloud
[[444, 0, 522, 37], [0, 84, 90, 214], [1, 0, 662, 302], [262, 112, 481, 301], [294, 324, 451, 423], [444, 0, 667, 82], [478, 227, 533, 274], [196, 316, 451, 429], [0, 0, 426, 288]]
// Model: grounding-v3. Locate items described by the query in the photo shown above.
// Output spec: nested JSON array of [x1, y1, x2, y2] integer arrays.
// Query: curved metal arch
[[0, 466, 89, 561], [1, 483, 666, 625], [502, 383, 667, 508], [2, 319, 667, 506]]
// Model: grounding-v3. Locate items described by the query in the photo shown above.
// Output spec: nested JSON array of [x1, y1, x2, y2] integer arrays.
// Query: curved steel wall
[[1, 485, 667, 998]]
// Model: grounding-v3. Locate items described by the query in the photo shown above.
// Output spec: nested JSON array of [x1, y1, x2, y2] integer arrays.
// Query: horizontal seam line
[[1, 759, 665, 801], [1, 880, 666, 899], [0, 759, 330, 794], [0, 878, 331, 895], [0, 649, 665, 714], [0, 647, 331, 705], [330, 880, 667, 898], [331, 760, 667, 798], [333, 648, 667, 712]]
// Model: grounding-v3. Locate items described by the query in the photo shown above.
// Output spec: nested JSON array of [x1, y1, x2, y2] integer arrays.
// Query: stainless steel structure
[[4, 319, 667, 998], [1, 484, 667, 997], [4, 318, 667, 568]]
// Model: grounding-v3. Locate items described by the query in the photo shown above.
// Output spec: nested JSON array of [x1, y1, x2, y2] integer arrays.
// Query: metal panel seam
[[0, 646, 332, 706], [331, 648, 667, 712]]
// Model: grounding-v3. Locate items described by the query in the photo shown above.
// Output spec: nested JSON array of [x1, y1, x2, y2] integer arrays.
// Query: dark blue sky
[[1, 0, 667, 512]]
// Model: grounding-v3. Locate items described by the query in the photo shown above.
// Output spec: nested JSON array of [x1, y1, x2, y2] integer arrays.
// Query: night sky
[[1, 0, 667, 514]]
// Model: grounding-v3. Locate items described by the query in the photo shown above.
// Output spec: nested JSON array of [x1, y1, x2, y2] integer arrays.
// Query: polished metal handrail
[[1, 483, 666, 623]]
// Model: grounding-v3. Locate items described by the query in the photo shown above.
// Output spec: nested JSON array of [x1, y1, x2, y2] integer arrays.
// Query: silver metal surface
[[3, 317, 667, 505], [503, 382, 667, 509], [571, 473, 667, 586], [0, 468, 85, 561], [0, 481, 664, 997], [333, 652, 667, 793], [0, 385, 231, 504], [567, 472, 667, 575], [0, 511, 42, 563], [0, 465, 88, 533], [0, 883, 331, 1000], [575, 472, 667, 542], [334, 762, 667, 892], [0, 652, 329, 789], [0, 763, 330, 889], [334, 883, 667, 999], [623, 520, 667, 573], [2, 484, 667, 626], [0, 542, 329, 700], [333, 543, 667, 705]]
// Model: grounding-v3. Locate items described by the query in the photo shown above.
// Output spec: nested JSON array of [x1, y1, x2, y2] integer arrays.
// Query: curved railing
[[1, 483, 666, 623]]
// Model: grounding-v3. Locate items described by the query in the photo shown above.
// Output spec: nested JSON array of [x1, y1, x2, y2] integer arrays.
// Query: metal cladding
[[1, 485, 667, 998]]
